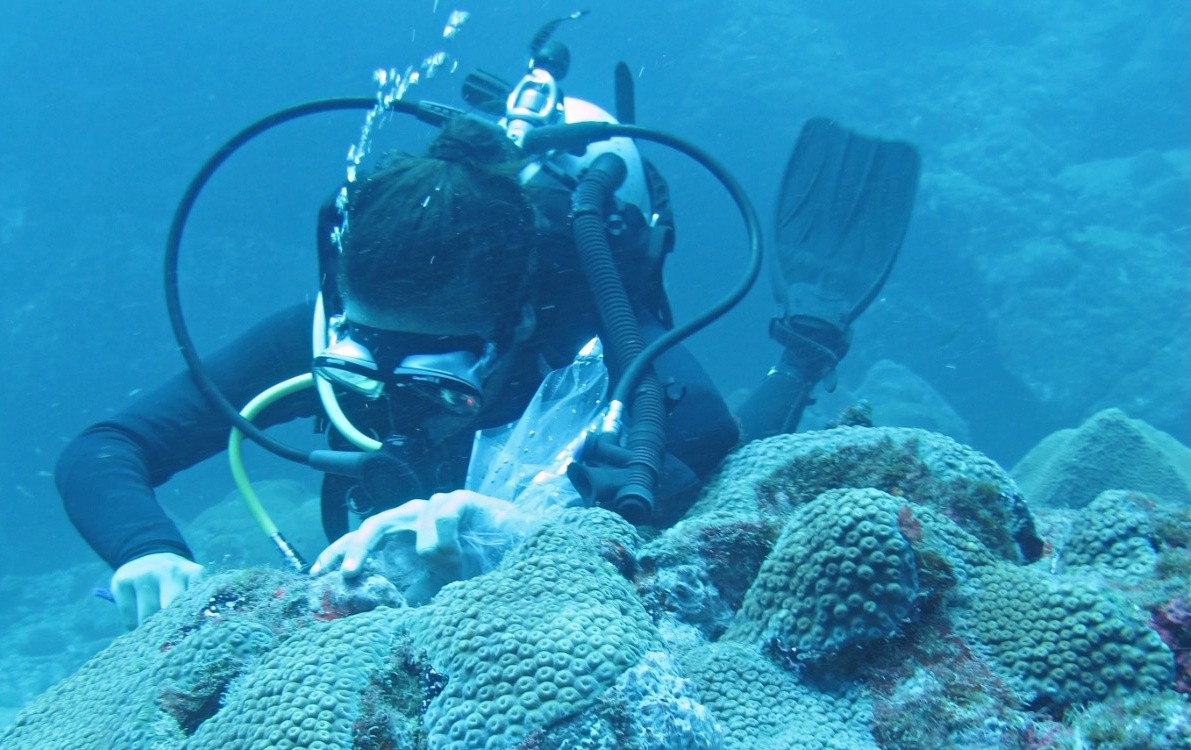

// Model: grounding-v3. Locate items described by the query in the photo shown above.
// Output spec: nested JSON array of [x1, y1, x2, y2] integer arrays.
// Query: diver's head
[[316, 118, 538, 437], [338, 116, 536, 334]]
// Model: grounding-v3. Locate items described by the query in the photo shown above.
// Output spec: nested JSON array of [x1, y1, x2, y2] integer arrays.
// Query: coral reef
[[0, 568, 343, 749], [184, 608, 422, 750], [4, 426, 1188, 748], [1151, 598, 1191, 695], [1066, 693, 1191, 749], [407, 509, 657, 749], [517, 651, 723, 750], [1051, 489, 1191, 696], [1058, 489, 1169, 583], [687, 426, 1042, 561], [678, 641, 873, 750]]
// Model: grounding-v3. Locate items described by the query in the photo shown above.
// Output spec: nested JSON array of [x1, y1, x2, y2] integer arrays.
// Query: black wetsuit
[[56, 301, 739, 570]]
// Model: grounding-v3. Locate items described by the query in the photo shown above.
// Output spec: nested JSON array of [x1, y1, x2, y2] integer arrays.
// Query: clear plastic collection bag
[[370, 339, 609, 599], [465, 337, 608, 517]]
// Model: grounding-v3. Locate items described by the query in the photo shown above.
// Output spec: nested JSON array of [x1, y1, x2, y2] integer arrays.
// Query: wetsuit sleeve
[[55, 302, 320, 569]]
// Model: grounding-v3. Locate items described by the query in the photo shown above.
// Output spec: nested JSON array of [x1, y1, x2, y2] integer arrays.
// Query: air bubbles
[[421, 51, 450, 79], [332, 9, 470, 252], [443, 10, 470, 39]]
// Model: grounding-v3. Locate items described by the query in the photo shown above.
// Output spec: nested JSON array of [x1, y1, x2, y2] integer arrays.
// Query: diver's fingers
[[415, 491, 468, 560], [133, 576, 163, 627], [110, 553, 199, 629], [159, 571, 188, 610], [309, 538, 348, 576], [339, 500, 427, 577], [112, 577, 140, 631]]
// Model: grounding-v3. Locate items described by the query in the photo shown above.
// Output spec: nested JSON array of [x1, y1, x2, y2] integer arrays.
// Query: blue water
[[0, 0, 1187, 597]]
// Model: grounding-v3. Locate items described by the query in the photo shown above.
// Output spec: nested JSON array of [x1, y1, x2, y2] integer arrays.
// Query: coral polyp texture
[[679, 641, 874, 750], [1060, 489, 1167, 582], [4, 425, 1189, 749], [407, 509, 658, 749], [724, 487, 920, 659], [957, 562, 1172, 707]]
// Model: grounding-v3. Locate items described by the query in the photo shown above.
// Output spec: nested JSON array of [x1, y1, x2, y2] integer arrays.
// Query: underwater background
[[0, 0, 1188, 741]]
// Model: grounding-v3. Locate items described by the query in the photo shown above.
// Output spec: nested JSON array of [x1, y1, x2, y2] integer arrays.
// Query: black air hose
[[571, 153, 665, 523], [571, 154, 635, 377]]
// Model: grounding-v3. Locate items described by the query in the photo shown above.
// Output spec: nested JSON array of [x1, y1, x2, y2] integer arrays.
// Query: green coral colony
[[3, 427, 1186, 748]]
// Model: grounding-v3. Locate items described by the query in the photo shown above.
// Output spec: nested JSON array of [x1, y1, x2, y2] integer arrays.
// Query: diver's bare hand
[[310, 499, 427, 577], [110, 552, 204, 629], [310, 490, 516, 579]]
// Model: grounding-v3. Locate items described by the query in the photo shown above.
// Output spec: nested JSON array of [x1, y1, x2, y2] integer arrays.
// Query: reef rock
[[1013, 407, 1191, 508], [854, 360, 971, 443]]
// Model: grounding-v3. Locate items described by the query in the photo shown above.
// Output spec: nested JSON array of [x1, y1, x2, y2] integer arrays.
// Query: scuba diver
[[55, 25, 919, 630]]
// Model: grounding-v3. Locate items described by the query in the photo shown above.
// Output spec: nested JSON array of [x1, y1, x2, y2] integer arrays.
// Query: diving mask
[[313, 316, 498, 415]]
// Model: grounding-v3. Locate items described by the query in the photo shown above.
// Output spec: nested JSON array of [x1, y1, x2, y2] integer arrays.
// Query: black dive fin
[[462, 69, 513, 115], [772, 117, 921, 331], [614, 61, 636, 124]]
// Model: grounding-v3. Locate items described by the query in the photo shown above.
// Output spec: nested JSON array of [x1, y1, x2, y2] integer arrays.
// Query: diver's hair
[[339, 117, 536, 332]]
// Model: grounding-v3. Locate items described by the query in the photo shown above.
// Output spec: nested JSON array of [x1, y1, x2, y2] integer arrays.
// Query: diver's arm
[[56, 302, 319, 569], [56, 426, 196, 568]]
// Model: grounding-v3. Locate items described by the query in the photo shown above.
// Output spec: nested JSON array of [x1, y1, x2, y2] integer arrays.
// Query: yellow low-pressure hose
[[311, 293, 383, 452], [315, 374, 383, 451], [228, 373, 316, 570]]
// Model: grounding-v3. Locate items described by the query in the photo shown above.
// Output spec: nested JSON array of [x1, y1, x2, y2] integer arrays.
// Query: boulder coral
[[724, 488, 920, 660], [1013, 407, 1191, 508], [688, 426, 1043, 561]]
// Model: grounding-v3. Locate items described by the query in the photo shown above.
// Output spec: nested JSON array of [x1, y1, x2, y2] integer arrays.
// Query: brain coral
[[692, 427, 1042, 562], [724, 488, 919, 659]]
